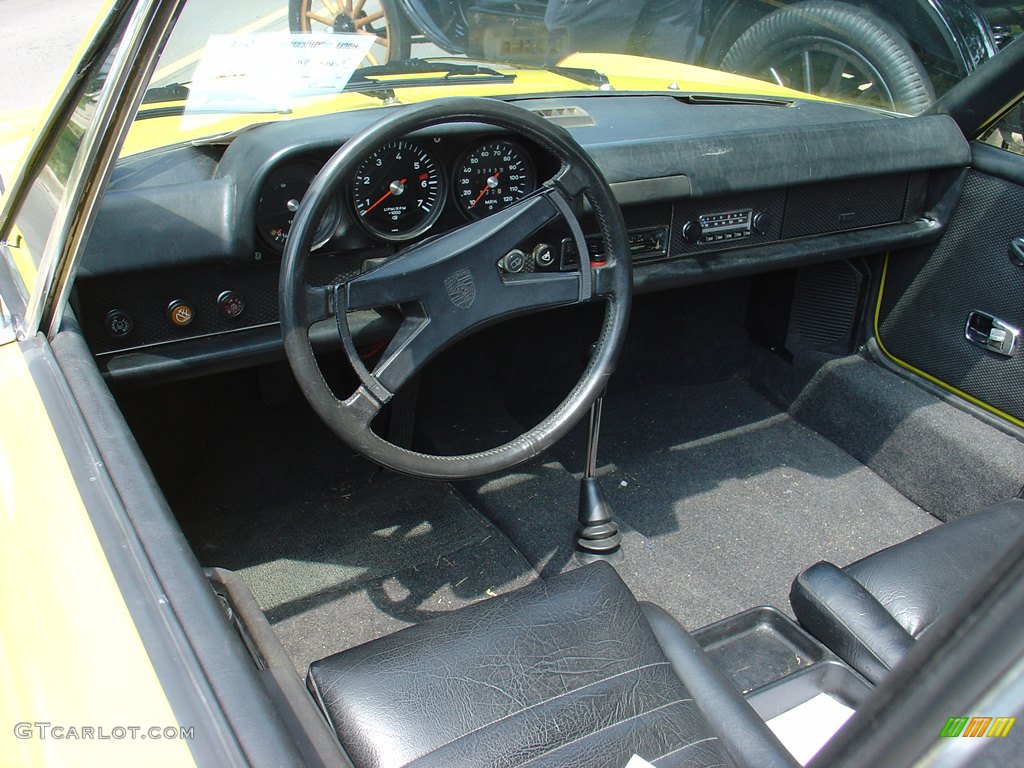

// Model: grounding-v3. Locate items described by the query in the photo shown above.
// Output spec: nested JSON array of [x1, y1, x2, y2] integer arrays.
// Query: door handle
[[965, 311, 1020, 357], [1011, 237, 1024, 267]]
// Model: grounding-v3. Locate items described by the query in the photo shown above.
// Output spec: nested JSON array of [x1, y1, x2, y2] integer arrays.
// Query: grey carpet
[[433, 376, 941, 632], [789, 352, 1024, 522], [173, 390, 538, 672]]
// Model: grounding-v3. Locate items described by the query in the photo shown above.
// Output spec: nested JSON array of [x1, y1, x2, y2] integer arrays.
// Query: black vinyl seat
[[791, 498, 1024, 685], [307, 562, 797, 768]]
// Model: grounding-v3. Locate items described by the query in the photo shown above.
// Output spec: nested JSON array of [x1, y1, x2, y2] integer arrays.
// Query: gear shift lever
[[575, 389, 623, 563]]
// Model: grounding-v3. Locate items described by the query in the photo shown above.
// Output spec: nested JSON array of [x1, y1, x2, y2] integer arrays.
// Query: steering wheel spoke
[[344, 384, 387, 429], [551, 162, 589, 200], [371, 269, 582, 394], [370, 306, 431, 394], [345, 187, 563, 312], [301, 283, 336, 326]]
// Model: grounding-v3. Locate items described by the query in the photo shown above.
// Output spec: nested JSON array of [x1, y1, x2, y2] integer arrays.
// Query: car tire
[[721, 1, 935, 114], [288, 0, 412, 64]]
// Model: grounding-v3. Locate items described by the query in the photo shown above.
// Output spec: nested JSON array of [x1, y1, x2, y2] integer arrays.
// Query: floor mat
[[431, 377, 940, 632], [171, 388, 538, 673]]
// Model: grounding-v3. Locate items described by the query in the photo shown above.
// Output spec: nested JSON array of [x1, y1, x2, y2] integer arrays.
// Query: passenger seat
[[790, 499, 1024, 684]]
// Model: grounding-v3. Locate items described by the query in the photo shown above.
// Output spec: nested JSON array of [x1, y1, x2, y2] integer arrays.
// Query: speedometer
[[455, 140, 537, 220], [352, 140, 444, 241]]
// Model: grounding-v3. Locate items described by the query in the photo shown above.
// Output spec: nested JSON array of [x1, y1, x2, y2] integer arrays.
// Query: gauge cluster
[[353, 139, 445, 241], [255, 163, 341, 251], [253, 133, 553, 254]]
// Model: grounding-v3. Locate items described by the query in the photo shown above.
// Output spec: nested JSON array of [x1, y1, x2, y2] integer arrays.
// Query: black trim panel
[[629, 219, 944, 294], [99, 308, 400, 385], [970, 140, 1024, 185]]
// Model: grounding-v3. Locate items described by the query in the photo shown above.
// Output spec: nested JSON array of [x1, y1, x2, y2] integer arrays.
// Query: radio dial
[[682, 220, 703, 244]]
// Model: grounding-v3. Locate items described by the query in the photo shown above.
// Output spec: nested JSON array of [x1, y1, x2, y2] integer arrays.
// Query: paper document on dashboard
[[185, 33, 375, 115]]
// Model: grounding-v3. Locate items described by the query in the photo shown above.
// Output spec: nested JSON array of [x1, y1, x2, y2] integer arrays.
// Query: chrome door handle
[[1011, 237, 1024, 267], [965, 311, 1020, 357]]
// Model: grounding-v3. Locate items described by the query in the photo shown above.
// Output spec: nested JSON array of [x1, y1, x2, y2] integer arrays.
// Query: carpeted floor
[[167, 379, 538, 674], [427, 374, 940, 632], [159, 353, 958, 672]]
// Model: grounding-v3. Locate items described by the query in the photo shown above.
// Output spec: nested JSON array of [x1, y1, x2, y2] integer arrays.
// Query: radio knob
[[682, 220, 703, 244], [752, 211, 772, 235]]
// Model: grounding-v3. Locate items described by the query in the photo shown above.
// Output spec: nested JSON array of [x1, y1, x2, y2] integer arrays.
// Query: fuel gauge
[[255, 164, 340, 251]]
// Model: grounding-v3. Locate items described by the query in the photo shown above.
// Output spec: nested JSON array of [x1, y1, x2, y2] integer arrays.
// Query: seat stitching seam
[[514, 697, 693, 768], [410, 661, 672, 760], [649, 736, 720, 764]]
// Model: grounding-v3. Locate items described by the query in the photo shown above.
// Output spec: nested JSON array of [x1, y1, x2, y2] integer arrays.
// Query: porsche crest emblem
[[444, 269, 476, 310]]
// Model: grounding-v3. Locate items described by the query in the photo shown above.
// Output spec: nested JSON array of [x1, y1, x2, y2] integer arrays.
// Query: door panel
[[875, 146, 1024, 428]]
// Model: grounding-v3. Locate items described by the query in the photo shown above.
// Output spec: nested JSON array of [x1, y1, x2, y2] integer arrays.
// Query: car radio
[[680, 208, 771, 245]]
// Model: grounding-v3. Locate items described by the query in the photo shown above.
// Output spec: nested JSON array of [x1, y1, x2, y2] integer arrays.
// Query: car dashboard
[[72, 93, 971, 382]]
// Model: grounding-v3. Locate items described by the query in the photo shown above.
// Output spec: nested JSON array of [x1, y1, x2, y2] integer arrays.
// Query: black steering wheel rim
[[280, 96, 631, 479]]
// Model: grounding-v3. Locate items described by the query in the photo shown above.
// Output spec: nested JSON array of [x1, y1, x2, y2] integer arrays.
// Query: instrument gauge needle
[[364, 178, 407, 215], [470, 172, 501, 209]]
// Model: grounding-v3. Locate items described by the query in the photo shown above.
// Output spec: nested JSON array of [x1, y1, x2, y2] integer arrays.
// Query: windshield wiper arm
[[675, 93, 793, 106], [540, 66, 611, 90], [142, 81, 191, 104], [343, 58, 516, 101], [137, 82, 289, 120], [139, 59, 519, 112], [353, 58, 513, 80]]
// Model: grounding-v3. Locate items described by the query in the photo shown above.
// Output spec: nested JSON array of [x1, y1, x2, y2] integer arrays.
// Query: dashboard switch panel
[[105, 309, 134, 339], [218, 290, 246, 319], [168, 300, 195, 328]]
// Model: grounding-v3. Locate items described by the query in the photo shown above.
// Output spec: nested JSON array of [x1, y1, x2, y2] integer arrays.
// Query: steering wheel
[[280, 97, 631, 479]]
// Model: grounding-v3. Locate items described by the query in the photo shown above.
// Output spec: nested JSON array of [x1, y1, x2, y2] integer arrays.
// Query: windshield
[[132, 0, 1021, 151]]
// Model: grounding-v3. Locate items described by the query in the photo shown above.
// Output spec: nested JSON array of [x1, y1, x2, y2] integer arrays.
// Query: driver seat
[[306, 562, 798, 768]]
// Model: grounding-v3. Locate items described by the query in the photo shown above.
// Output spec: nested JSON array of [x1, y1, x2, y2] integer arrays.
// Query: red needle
[[364, 178, 407, 215], [470, 172, 500, 209]]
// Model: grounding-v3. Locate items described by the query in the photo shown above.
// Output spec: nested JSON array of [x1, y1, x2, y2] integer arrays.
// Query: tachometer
[[352, 140, 444, 241], [455, 140, 537, 219]]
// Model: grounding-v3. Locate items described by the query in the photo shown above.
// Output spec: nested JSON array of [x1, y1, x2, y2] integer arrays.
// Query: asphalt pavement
[[0, 0, 107, 113]]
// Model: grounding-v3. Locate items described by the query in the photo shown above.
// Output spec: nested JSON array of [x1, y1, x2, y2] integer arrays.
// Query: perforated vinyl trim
[[875, 171, 1024, 426]]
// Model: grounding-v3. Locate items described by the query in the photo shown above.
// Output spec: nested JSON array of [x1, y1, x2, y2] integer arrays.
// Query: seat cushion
[[307, 562, 793, 768], [792, 499, 1024, 683]]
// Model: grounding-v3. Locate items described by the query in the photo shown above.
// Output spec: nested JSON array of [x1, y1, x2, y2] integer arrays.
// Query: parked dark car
[[292, 0, 1024, 112]]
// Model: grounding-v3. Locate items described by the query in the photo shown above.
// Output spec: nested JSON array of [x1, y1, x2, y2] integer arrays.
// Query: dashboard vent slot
[[530, 106, 595, 128]]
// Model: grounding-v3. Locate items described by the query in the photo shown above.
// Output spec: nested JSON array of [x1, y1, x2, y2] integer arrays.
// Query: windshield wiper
[[136, 82, 289, 120], [531, 65, 611, 90], [674, 93, 793, 107], [138, 59, 519, 114], [142, 82, 191, 104], [343, 58, 516, 101]]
